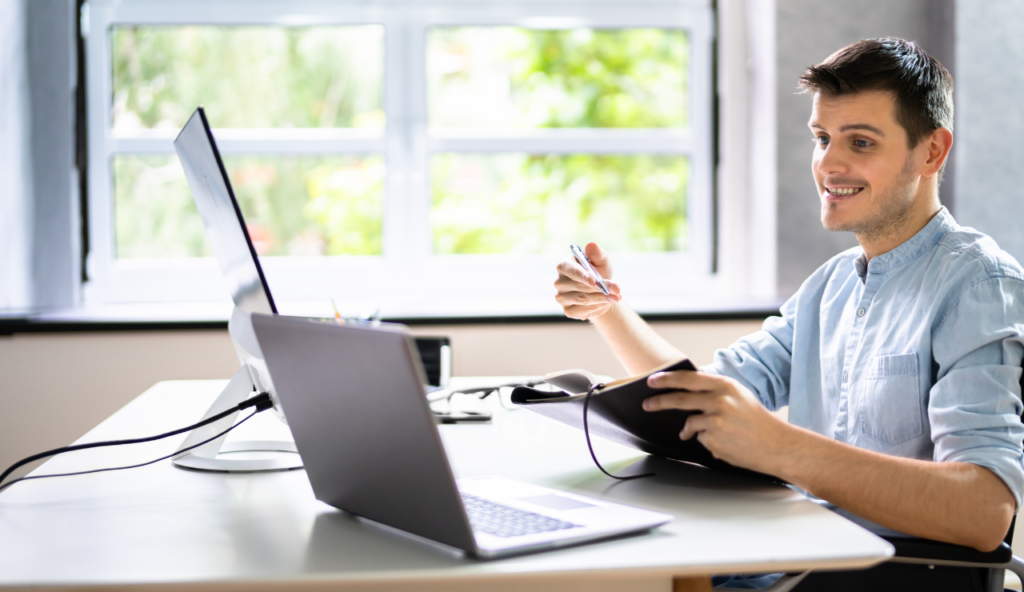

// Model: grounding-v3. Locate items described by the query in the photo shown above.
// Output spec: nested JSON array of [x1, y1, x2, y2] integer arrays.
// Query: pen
[[570, 244, 610, 296]]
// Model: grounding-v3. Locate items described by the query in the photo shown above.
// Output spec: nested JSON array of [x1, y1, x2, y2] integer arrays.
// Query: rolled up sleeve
[[931, 276, 1024, 508], [703, 293, 797, 412]]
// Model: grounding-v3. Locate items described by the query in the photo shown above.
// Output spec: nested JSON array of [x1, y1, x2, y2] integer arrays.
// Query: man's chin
[[820, 207, 859, 233]]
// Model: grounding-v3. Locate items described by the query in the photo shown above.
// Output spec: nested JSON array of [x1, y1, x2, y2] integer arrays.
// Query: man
[[554, 37, 1024, 568]]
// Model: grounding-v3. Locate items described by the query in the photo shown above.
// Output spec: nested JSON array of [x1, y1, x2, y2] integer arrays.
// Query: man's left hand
[[643, 371, 791, 473]]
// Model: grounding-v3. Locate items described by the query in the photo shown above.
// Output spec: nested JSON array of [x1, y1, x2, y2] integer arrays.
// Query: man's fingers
[[554, 272, 598, 294], [584, 242, 608, 265], [643, 391, 715, 413], [584, 242, 613, 278], [555, 276, 621, 302], [647, 370, 725, 392], [680, 413, 710, 440], [556, 259, 596, 287], [555, 288, 610, 308]]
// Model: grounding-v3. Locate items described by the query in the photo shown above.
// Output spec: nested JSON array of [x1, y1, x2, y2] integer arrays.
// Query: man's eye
[[854, 139, 870, 148]]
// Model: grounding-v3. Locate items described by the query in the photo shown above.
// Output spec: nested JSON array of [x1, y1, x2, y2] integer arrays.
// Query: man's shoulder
[[932, 225, 1024, 284]]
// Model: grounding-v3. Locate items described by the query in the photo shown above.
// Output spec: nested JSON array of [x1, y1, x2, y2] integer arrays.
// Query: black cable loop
[[0, 408, 263, 493], [0, 393, 272, 491], [582, 383, 655, 481]]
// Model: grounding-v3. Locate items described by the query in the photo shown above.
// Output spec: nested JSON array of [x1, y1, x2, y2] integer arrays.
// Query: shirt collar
[[853, 207, 955, 280]]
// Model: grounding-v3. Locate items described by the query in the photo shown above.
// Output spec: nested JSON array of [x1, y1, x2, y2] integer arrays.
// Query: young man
[[554, 38, 1024, 557]]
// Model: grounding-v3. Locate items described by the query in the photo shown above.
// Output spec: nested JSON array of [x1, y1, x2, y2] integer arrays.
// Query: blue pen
[[570, 244, 610, 296]]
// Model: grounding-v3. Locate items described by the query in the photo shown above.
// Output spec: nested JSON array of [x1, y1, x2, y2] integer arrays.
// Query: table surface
[[0, 377, 893, 590]]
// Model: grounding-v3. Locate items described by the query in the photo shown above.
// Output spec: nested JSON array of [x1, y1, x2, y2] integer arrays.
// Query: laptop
[[249, 312, 672, 558]]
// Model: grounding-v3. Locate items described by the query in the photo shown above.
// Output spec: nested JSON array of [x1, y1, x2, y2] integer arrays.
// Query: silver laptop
[[249, 312, 672, 558]]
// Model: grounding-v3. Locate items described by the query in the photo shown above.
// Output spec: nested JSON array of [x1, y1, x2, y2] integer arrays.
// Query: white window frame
[[83, 0, 749, 319]]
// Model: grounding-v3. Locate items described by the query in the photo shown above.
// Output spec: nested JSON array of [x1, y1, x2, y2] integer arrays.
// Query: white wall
[[954, 1, 1024, 263], [0, 320, 763, 482], [0, 0, 32, 309]]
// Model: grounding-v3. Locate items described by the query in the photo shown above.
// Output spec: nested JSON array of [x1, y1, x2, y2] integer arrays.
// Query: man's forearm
[[768, 425, 1016, 552], [591, 303, 685, 375]]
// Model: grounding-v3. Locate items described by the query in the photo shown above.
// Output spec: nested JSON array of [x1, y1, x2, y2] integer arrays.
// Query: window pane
[[428, 28, 687, 129], [111, 26, 384, 130], [431, 154, 688, 255], [114, 155, 385, 258]]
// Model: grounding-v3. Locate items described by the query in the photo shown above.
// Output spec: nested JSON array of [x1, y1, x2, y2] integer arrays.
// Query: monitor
[[171, 107, 299, 473], [174, 108, 276, 316]]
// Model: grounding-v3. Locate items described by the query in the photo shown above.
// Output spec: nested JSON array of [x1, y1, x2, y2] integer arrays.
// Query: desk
[[0, 378, 892, 591]]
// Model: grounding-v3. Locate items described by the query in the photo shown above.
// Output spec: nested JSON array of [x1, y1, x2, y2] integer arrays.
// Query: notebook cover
[[510, 358, 783, 483]]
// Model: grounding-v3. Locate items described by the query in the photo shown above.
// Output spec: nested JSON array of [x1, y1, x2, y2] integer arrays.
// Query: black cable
[[582, 384, 655, 481], [444, 380, 543, 402], [0, 408, 262, 493], [0, 392, 273, 491]]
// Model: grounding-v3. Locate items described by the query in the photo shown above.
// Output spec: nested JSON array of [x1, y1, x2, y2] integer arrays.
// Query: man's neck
[[857, 200, 943, 262]]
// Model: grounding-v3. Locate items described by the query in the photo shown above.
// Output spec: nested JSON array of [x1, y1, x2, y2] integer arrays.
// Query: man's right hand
[[554, 242, 622, 321]]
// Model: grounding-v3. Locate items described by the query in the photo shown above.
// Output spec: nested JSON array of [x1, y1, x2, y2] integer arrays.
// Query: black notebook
[[510, 358, 782, 483]]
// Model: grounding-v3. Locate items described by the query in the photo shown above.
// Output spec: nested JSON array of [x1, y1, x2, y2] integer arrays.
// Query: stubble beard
[[820, 154, 918, 244]]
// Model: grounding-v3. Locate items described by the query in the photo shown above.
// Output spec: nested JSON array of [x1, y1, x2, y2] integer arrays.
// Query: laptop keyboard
[[462, 494, 580, 538]]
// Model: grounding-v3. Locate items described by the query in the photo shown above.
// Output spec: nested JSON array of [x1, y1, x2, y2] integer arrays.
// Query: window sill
[[0, 297, 783, 335]]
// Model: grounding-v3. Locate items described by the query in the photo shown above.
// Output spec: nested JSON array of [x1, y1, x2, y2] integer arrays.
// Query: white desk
[[0, 378, 892, 591]]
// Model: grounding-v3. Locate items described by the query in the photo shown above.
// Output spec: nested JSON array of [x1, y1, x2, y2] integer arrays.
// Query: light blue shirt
[[707, 207, 1024, 507]]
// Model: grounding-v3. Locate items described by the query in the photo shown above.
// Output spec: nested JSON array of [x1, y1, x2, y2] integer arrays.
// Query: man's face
[[809, 90, 925, 241]]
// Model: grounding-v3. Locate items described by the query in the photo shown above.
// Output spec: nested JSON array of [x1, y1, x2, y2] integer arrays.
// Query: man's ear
[[921, 127, 953, 178]]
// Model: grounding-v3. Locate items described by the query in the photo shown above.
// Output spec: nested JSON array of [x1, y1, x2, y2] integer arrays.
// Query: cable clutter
[[0, 393, 274, 493]]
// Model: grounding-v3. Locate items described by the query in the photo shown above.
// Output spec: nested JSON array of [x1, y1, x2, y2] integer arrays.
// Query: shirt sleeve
[[704, 292, 797, 412], [930, 275, 1024, 509]]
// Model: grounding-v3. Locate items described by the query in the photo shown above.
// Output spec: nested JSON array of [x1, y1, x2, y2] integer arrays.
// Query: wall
[[26, 0, 79, 308], [0, 0, 32, 309], [0, 319, 763, 482], [954, 1, 1024, 263], [774, 0, 941, 294]]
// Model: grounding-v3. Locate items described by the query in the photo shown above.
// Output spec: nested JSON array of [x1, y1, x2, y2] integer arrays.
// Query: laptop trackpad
[[519, 494, 597, 511]]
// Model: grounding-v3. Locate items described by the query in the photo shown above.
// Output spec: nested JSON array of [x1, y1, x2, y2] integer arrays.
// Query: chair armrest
[[828, 505, 1013, 564], [882, 535, 1012, 564]]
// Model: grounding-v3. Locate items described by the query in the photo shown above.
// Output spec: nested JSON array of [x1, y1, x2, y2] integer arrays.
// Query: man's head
[[800, 38, 954, 255]]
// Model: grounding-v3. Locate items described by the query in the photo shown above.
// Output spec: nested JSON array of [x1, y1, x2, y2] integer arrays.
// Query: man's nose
[[815, 144, 848, 176]]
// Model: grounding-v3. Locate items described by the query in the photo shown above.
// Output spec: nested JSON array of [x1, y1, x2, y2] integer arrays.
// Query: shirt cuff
[[947, 448, 1024, 511]]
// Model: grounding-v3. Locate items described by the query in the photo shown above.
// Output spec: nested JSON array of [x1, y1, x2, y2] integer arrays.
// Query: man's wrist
[[759, 420, 817, 484], [587, 300, 621, 326]]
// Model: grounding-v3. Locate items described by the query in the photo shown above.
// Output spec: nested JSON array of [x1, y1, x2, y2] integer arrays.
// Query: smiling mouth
[[826, 187, 864, 197]]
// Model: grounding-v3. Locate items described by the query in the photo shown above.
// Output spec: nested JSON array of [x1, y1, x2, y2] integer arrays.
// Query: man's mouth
[[826, 186, 864, 197]]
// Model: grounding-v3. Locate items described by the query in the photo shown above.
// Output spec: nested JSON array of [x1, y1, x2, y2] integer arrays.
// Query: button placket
[[837, 274, 880, 441]]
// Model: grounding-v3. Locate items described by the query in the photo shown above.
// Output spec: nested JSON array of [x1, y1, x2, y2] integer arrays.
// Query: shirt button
[[843, 372, 849, 383], [857, 308, 866, 317]]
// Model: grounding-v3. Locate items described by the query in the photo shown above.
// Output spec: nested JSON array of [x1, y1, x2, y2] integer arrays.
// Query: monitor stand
[[172, 308, 303, 473]]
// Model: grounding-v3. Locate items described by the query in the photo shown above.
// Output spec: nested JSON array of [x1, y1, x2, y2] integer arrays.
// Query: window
[[84, 0, 718, 317]]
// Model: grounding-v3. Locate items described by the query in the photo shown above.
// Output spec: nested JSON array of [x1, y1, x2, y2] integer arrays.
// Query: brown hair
[[799, 38, 953, 148]]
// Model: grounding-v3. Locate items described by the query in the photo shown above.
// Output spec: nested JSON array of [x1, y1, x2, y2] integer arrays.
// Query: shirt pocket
[[858, 353, 924, 448]]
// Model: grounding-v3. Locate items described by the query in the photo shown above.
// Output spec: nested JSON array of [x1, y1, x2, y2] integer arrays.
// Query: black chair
[[783, 507, 1024, 592]]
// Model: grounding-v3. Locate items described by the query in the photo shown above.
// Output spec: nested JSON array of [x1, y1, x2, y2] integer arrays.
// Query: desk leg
[[673, 576, 713, 592]]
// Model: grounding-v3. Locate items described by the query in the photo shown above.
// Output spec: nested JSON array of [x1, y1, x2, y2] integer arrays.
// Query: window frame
[[83, 0, 722, 318]]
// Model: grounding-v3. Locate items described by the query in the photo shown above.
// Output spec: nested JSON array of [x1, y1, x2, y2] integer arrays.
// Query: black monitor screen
[[174, 108, 277, 315]]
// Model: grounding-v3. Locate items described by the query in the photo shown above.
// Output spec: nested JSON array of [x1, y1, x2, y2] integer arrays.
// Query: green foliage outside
[[432, 154, 688, 255], [114, 155, 383, 258], [112, 25, 385, 258], [111, 25, 690, 259], [429, 27, 690, 254], [111, 25, 383, 129]]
